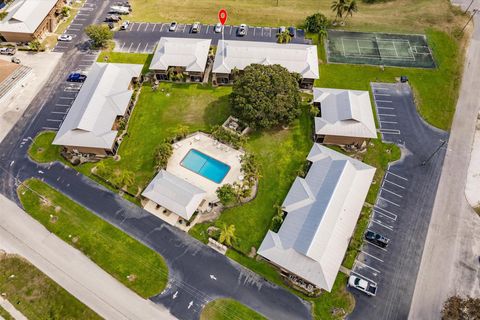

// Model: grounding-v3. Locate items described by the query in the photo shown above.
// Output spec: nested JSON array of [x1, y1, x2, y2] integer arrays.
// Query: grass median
[[0, 254, 100, 319], [17, 178, 169, 298], [200, 298, 266, 320]]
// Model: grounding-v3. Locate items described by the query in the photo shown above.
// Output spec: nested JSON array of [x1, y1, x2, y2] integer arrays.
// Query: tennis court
[[327, 30, 436, 68]]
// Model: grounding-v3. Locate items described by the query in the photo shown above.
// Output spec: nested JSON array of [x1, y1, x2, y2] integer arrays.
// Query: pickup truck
[[348, 275, 377, 296], [0, 47, 16, 55], [110, 5, 129, 14]]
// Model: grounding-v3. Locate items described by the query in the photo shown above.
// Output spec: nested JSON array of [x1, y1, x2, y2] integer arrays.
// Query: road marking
[[365, 240, 388, 252], [379, 128, 400, 135], [387, 171, 408, 181], [375, 93, 391, 96], [78, 64, 91, 67], [378, 113, 396, 117], [379, 196, 400, 207], [206, 25, 210, 33], [144, 23, 149, 31], [152, 24, 157, 32], [372, 219, 394, 231], [351, 270, 378, 285], [376, 99, 393, 103], [374, 209, 397, 221], [71, 23, 83, 26], [380, 120, 398, 124], [55, 103, 71, 107], [361, 250, 384, 262], [136, 23, 142, 32], [46, 119, 62, 122], [374, 205, 398, 219], [381, 188, 403, 198], [377, 106, 395, 110], [188, 301, 193, 309], [374, 87, 390, 91], [354, 260, 381, 274], [143, 43, 148, 53], [229, 26, 233, 35], [51, 111, 68, 115], [172, 291, 178, 299], [68, 28, 81, 31], [209, 274, 217, 280], [135, 43, 141, 53], [384, 179, 405, 189], [42, 127, 58, 130]]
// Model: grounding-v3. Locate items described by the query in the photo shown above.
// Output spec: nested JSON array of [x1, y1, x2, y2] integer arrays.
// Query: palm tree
[[277, 31, 292, 44], [218, 224, 236, 247], [344, 0, 358, 23], [331, 0, 348, 21], [318, 27, 328, 44], [115, 170, 135, 189]]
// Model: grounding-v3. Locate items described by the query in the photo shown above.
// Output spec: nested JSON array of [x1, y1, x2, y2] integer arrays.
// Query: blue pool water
[[181, 149, 230, 183]]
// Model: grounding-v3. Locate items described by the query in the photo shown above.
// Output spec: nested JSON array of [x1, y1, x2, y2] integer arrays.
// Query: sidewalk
[[0, 297, 27, 320], [0, 194, 176, 320]]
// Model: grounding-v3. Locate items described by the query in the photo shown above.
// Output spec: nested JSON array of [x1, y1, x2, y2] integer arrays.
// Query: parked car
[[348, 275, 377, 296], [108, 22, 115, 29], [365, 230, 390, 248], [120, 21, 130, 30], [58, 34, 73, 41], [0, 47, 16, 55], [191, 22, 200, 33], [110, 5, 129, 14], [169, 21, 177, 31], [67, 72, 87, 83], [288, 26, 296, 37], [105, 14, 121, 22], [11, 56, 21, 64], [237, 24, 247, 36], [214, 22, 222, 33], [115, 1, 131, 10], [278, 26, 286, 34]]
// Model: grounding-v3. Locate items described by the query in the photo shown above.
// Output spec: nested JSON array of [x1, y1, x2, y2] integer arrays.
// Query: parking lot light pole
[[421, 139, 446, 166]]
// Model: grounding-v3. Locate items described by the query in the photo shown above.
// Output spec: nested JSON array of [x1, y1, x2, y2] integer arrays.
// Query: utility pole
[[461, 8, 478, 34], [421, 140, 446, 166]]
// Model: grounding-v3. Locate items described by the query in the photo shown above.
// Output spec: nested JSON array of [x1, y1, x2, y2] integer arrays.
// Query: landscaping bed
[[200, 298, 266, 320], [17, 178, 169, 298], [0, 253, 100, 319]]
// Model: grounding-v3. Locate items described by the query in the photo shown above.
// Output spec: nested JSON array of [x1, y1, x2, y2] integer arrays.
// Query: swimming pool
[[180, 149, 230, 183]]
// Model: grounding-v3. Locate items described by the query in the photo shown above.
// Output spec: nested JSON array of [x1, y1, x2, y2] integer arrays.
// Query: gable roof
[[0, 0, 58, 34], [313, 88, 377, 139], [258, 144, 375, 291], [142, 170, 206, 220], [212, 40, 319, 79], [149, 37, 211, 72], [53, 63, 142, 150]]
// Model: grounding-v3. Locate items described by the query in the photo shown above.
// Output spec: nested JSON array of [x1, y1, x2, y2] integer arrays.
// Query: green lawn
[[82, 83, 231, 193], [28, 131, 63, 163], [316, 29, 463, 130], [17, 179, 169, 298], [200, 298, 266, 320], [127, 0, 466, 35], [0, 254, 100, 320]]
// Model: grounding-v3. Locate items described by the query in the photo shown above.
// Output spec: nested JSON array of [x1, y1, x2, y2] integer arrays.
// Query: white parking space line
[[229, 26, 233, 35], [42, 127, 58, 130], [381, 188, 403, 198], [120, 42, 126, 51], [377, 106, 395, 110], [144, 23, 149, 31], [136, 23, 143, 32], [384, 179, 405, 189], [361, 250, 384, 262], [379, 128, 400, 134], [374, 87, 390, 91], [372, 219, 394, 231], [68, 28, 81, 31], [375, 93, 391, 96], [378, 113, 396, 117], [128, 43, 133, 52], [143, 43, 148, 53], [379, 196, 400, 207], [374, 209, 397, 221], [387, 171, 408, 181], [59, 97, 75, 100], [206, 25, 210, 33], [364, 241, 388, 252], [354, 260, 381, 274], [55, 104, 71, 107], [152, 24, 157, 32], [51, 111, 68, 115], [351, 270, 378, 285], [374, 206, 397, 220], [376, 99, 393, 103], [380, 120, 398, 124], [47, 119, 62, 122], [135, 43, 141, 52]]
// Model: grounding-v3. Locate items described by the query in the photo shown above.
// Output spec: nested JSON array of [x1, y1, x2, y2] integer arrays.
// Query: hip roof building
[[258, 144, 375, 292], [0, 0, 64, 42], [53, 63, 143, 156], [313, 88, 377, 146], [212, 40, 319, 89]]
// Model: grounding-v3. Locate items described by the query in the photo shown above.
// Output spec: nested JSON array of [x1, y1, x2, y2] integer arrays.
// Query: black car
[[365, 230, 390, 248], [288, 26, 296, 37]]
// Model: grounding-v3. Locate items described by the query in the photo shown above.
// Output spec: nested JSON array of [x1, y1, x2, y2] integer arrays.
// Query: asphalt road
[[348, 82, 448, 319], [0, 3, 313, 320], [113, 22, 308, 53]]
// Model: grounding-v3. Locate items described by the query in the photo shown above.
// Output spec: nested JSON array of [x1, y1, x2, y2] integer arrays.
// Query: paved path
[[0, 297, 27, 320], [0, 194, 176, 320], [408, 8, 480, 320]]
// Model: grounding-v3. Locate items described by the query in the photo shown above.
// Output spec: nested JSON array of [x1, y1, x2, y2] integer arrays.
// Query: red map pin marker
[[218, 9, 227, 25]]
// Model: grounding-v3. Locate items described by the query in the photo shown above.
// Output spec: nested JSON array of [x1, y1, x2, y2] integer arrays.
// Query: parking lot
[[349, 82, 448, 320], [113, 22, 308, 54]]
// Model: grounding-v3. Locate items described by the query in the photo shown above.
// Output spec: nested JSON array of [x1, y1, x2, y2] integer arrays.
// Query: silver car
[[214, 23, 222, 33], [169, 21, 177, 32], [191, 22, 200, 33], [237, 24, 247, 36]]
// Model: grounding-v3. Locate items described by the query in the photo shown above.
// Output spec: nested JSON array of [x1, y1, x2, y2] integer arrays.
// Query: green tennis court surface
[[327, 30, 436, 68]]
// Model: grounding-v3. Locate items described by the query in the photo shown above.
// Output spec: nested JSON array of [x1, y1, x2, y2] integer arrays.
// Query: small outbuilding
[[313, 88, 377, 146], [149, 37, 211, 82]]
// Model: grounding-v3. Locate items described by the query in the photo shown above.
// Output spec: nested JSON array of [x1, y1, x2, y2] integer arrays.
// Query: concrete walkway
[[0, 194, 176, 320], [0, 297, 27, 320], [465, 116, 480, 209], [409, 9, 480, 320]]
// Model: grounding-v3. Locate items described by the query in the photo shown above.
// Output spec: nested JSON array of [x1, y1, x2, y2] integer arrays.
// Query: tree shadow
[[203, 94, 231, 128]]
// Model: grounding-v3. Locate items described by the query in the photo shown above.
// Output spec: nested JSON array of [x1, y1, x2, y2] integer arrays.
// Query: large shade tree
[[229, 64, 301, 129], [85, 24, 113, 48]]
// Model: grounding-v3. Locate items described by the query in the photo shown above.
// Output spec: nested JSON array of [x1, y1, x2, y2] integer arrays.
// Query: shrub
[[211, 125, 246, 149], [154, 143, 173, 171], [304, 12, 329, 33], [216, 184, 237, 206]]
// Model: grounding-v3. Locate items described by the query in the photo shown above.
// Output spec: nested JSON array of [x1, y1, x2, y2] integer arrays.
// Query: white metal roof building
[[142, 170, 206, 220], [53, 63, 143, 151], [313, 88, 377, 139], [258, 144, 376, 292], [212, 40, 319, 79], [0, 0, 58, 34], [149, 37, 212, 72]]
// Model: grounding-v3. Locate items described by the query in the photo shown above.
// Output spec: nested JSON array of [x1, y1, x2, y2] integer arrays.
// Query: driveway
[[0, 194, 175, 320], [349, 82, 448, 319], [113, 22, 308, 53]]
